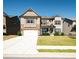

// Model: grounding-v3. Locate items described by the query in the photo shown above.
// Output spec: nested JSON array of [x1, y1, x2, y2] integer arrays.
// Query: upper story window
[[55, 20, 61, 25], [41, 20, 47, 24], [27, 18, 34, 23]]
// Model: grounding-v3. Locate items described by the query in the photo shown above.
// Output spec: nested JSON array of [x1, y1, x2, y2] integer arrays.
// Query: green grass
[[38, 49, 76, 52], [37, 36, 76, 46]]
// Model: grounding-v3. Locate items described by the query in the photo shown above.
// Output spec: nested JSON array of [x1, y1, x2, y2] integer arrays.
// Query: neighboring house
[[3, 12, 20, 35], [69, 17, 76, 32], [72, 19, 76, 27], [20, 8, 75, 35], [3, 8, 76, 36], [3, 12, 9, 34], [70, 19, 76, 36], [6, 16, 20, 35]]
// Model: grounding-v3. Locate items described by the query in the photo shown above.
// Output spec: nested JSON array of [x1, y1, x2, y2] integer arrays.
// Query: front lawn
[[37, 36, 76, 46], [38, 49, 76, 52]]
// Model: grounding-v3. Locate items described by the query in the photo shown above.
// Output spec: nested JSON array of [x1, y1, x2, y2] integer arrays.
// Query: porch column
[[40, 29, 42, 35], [48, 28, 50, 33], [53, 28, 55, 33]]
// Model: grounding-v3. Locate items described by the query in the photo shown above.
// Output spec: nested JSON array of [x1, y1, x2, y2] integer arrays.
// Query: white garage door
[[23, 30, 38, 36], [23, 30, 38, 49]]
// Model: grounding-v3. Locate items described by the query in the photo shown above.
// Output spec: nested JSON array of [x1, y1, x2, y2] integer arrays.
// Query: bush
[[61, 32, 64, 36], [42, 32, 50, 36], [69, 36, 76, 39], [17, 31, 22, 36], [54, 32, 60, 36]]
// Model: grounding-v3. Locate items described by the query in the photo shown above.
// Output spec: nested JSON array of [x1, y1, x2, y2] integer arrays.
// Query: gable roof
[[19, 8, 39, 17], [3, 12, 8, 16], [63, 18, 73, 24]]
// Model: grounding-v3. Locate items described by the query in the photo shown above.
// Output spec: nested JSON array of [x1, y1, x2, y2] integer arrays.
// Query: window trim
[[54, 20, 61, 25], [27, 18, 34, 23]]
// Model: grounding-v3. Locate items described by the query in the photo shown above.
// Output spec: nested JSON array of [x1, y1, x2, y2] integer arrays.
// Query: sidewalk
[[37, 46, 76, 49], [4, 52, 76, 58]]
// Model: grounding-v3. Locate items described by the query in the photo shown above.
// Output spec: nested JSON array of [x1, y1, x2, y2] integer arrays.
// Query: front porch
[[40, 27, 55, 36]]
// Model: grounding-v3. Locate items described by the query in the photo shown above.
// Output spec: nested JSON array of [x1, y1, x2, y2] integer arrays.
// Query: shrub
[[17, 31, 22, 36], [54, 32, 60, 36], [69, 36, 76, 39], [61, 32, 64, 36], [42, 32, 50, 36]]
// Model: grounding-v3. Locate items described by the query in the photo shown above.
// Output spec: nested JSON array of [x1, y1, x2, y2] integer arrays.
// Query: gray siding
[[62, 21, 72, 35]]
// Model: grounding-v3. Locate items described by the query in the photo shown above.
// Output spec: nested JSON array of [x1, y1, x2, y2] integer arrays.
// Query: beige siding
[[53, 17, 63, 32], [24, 11, 38, 16], [3, 16, 6, 33], [20, 9, 40, 30], [3, 16, 6, 25], [20, 17, 40, 30]]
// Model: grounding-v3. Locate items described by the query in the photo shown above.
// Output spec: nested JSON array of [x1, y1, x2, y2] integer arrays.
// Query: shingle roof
[[3, 12, 8, 16], [41, 16, 54, 19], [63, 18, 73, 24], [72, 20, 76, 22]]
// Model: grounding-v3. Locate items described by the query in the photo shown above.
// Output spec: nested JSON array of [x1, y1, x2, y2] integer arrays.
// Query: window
[[3, 25, 6, 29], [55, 28, 61, 32], [27, 18, 34, 23], [42, 28, 48, 33], [41, 20, 47, 24], [55, 20, 61, 25]]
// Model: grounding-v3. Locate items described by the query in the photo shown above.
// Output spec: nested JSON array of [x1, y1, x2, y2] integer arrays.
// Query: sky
[[3, 0, 76, 18]]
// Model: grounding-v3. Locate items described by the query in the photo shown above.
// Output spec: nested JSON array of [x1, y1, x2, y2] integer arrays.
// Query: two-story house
[[19, 8, 41, 35], [19, 8, 75, 35]]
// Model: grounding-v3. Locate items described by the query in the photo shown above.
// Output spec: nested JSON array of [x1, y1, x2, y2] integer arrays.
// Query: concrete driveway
[[4, 30, 39, 54]]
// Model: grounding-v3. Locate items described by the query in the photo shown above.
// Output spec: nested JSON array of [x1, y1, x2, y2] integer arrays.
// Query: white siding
[[53, 17, 63, 32]]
